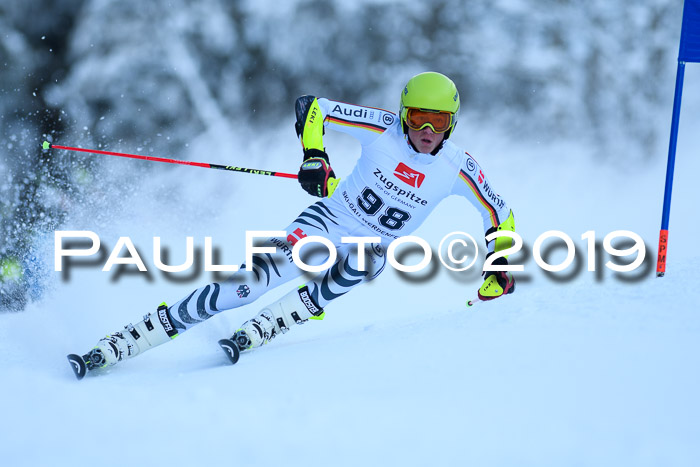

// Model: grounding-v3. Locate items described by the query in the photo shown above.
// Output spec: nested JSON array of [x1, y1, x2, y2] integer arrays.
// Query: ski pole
[[42, 141, 299, 179]]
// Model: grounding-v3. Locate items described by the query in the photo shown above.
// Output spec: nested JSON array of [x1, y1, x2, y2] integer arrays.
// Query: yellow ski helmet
[[400, 72, 460, 139]]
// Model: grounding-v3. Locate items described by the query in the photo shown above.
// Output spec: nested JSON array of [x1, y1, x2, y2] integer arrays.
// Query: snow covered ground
[[2, 84, 700, 465]]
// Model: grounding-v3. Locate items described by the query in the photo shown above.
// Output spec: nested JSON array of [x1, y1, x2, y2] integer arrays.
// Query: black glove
[[298, 149, 336, 198]]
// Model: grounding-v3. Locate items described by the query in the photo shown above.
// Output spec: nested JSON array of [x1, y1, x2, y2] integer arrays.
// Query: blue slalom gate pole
[[656, 0, 700, 277], [656, 61, 685, 277]]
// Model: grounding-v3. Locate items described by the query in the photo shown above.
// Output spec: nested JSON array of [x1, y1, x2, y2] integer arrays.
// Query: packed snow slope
[[1, 107, 700, 465]]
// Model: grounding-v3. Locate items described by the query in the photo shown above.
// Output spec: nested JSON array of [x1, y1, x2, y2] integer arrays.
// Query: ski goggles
[[404, 108, 454, 133]]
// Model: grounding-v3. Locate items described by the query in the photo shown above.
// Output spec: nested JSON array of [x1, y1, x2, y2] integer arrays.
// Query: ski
[[67, 354, 88, 380], [67, 348, 107, 380], [68, 339, 240, 380], [218, 338, 241, 365]]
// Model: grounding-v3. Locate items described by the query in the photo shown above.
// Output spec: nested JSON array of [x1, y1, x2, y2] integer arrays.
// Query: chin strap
[[430, 140, 446, 155]]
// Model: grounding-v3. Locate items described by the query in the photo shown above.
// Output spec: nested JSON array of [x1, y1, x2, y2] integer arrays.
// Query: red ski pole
[[42, 141, 298, 179]]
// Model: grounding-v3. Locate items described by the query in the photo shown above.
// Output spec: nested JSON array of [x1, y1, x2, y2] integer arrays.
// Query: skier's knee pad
[[362, 242, 386, 281], [338, 241, 386, 282]]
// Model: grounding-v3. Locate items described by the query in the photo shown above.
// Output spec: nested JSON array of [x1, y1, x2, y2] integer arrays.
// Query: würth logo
[[394, 163, 425, 188]]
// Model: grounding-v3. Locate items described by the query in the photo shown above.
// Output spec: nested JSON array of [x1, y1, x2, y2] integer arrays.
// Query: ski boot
[[219, 285, 324, 364], [67, 303, 179, 380]]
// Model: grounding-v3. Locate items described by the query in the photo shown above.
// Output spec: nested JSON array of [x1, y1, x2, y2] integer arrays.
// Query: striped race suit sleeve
[[316, 98, 396, 146], [450, 152, 514, 252]]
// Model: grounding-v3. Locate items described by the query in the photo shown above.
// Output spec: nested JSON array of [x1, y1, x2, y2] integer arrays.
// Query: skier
[[68, 72, 516, 378]]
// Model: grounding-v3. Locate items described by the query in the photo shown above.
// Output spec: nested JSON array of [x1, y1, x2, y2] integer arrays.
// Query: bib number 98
[[358, 188, 411, 231]]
